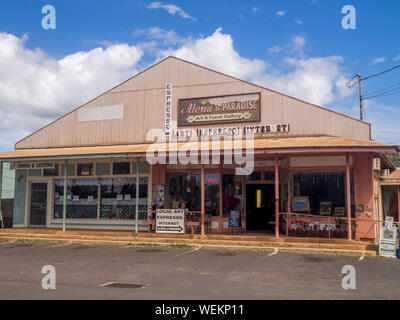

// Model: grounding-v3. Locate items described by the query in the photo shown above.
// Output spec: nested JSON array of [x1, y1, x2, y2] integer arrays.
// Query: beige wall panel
[[15, 57, 371, 149], [111, 58, 237, 93]]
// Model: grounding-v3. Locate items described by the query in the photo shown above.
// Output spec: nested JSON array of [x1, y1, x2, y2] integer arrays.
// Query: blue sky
[[0, 0, 399, 150]]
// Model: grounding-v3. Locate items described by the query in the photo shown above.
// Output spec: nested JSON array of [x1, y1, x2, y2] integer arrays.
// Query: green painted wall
[[2, 162, 15, 199], [12, 169, 26, 225]]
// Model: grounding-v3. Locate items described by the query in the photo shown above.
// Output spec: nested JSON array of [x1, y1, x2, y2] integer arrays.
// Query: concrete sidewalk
[[0, 228, 378, 257]]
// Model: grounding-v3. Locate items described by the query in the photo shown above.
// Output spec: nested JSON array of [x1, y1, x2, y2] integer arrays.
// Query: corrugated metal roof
[[0, 136, 398, 161]]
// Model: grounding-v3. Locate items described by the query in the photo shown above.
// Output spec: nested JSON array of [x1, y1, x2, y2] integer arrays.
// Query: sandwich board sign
[[156, 209, 185, 234]]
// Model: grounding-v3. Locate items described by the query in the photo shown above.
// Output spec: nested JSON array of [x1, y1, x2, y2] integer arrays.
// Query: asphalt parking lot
[[0, 239, 399, 300]]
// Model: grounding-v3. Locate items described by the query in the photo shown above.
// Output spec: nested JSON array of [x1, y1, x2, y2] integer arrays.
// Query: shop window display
[[53, 179, 98, 219], [100, 177, 148, 219], [77, 163, 94, 176], [166, 173, 221, 216], [53, 177, 148, 220], [291, 171, 353, 215], [222, 174, 242, 217]]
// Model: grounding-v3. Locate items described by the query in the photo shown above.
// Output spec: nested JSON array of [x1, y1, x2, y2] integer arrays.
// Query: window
[[53, 177, 149, 220], [100, 177, 148, 219], [113, 162, 130, 175], [29, 169, 42, 176], [291, 171, 354, 216], [77, 163, 94, 176], [264, 171, 275, 181], [96, 163, 110, 175], [53, 179, 98, 219], [222, 174, 242, 216], [167, 173, 201, 212], [44, 164, 59, 176], [166, 173, 222, 216], [61, 163, 75, 176], [246, 171, 262, 181]]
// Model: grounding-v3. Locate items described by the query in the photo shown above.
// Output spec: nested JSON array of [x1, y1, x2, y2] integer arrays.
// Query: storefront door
[[246, 184, 275, 230], [29, 182, 48, 226]]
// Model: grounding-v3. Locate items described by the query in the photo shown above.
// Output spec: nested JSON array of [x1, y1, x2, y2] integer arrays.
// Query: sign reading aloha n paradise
[[178, 93, 260, 126]]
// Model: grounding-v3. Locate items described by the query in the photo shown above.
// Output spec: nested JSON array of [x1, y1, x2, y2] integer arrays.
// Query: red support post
[[275, 155, 280, 238], [201, 164, 205, 236], [346, 153, 352, 240], [219, 162, 223, 232], [397, 186, 400, 222]]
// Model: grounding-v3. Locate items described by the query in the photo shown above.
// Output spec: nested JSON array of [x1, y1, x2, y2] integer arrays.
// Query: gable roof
[[14, 56, 371, 149]]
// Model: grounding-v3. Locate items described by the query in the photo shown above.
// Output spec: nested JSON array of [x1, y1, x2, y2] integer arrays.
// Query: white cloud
[[292, 35, 306, 52], [147, 2, 196, 21], [158, 28, 267, 81], [394, 55, 400, 61], [252, 7, 258, 13], [133, 27, 186, 46], [0, 32, 142, 150], [260, 56, 351, 106], [159, 29, 350, 106], [368, 57, 387, 65], [267, 45, 283, 54], [295, 19, 302, 24], [268, 35, 306, 56], [276, 11, 286, 16], [0, 29, 360, 150]]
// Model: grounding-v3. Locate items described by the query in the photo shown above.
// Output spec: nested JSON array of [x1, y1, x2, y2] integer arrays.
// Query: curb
[[0, 235, 376, 257]]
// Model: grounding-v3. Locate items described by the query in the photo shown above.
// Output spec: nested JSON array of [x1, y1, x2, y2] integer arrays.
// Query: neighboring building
[[1, 162, 15, 227], [0, 56, 398, 240], [380, 169, 400, 223]]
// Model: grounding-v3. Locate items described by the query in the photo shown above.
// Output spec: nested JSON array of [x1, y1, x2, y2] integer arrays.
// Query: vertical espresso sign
[[165, 83, 172, 136]]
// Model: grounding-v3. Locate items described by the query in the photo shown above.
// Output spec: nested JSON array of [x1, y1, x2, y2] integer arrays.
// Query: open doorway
[[246, 184, 275, 231]]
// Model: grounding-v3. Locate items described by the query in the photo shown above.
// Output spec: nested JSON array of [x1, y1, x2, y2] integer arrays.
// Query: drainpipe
[[135, 159, 140, 234], [62, 160, 67, 231]]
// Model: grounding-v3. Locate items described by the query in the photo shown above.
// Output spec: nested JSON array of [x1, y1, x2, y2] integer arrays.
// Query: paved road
[[0, 240, 399, 300]]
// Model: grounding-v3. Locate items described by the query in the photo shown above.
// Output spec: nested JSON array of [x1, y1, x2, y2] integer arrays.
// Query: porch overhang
[[0, 136, 398, 162]]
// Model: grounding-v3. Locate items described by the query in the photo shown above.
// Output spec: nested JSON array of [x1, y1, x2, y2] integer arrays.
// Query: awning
[[0, 136, 398, 161]]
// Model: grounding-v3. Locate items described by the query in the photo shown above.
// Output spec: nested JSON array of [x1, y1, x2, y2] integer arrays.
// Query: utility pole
[[347, 73, 363, 121], [356, 73, 363, 121]]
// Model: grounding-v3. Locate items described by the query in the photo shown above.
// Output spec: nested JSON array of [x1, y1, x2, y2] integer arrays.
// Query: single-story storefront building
[[0, 56, 398, 241]]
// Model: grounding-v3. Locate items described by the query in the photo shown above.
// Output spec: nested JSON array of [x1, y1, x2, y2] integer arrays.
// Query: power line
[[364, 87, 400, 100], [364, 85, 400, 99], [345, 63, 400, 120], [363, 81, 400, 97], [348, 88, 357, 117], [362, 63, 400, 81]]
